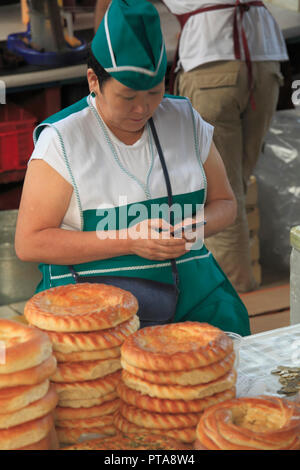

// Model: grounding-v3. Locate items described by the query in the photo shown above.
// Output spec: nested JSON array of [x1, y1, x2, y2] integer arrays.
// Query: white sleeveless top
[[29, 95, 214, 232]]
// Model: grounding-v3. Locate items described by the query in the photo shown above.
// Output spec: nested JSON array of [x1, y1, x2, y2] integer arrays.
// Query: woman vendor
[[15, 0, 250, 336]]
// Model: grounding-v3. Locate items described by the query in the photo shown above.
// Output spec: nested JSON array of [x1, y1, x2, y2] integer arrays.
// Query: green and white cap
[[91, 0, 167, 90]]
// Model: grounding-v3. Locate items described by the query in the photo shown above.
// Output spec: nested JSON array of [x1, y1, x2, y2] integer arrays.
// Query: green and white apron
[[32, 94, 250, 336]]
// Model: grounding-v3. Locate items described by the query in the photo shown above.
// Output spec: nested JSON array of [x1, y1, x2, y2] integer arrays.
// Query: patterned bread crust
[[53, 371, 121, 400], [122, 369, 237, 400], [17, 431, 55, 450], [0, 384, 58, 429], [121, 322, 233, 371], [114, 413, 196, 444], [55, 398, 120, 420], [58, 392, 118, 409], [0, 319, 53, 374], [195, 396, 300, 450], [44, 315, 139, 353], [117, 381, 236, 414], [121, 352, 235, 386], [24, 284, 138, 332], [0, 355, 57, 390], [0, 379, 50, 413], [63, 431, 191, 450], [0, 413, 54, 450], [120, 401, 201, 430], [54, 346, 120, 363], [51, 358, 121, 383], [57, 424, 117, 445], [55, 413, 115, 430]]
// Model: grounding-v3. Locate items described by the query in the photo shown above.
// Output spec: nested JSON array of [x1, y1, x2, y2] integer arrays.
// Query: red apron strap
[[167, 0, 265, 110]]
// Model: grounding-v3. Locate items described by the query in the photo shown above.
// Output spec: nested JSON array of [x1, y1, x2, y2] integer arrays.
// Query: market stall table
[[236, 324, 300, 400]]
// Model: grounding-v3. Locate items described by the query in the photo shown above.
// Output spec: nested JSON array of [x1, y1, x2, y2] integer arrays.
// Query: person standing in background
[[160, 0, 289, 293]]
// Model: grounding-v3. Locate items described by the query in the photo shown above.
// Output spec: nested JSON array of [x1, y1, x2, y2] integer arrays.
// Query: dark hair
[[86, 44, 112, 91]]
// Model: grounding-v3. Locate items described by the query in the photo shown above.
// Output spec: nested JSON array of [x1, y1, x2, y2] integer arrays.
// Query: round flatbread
[[121, 322, 233, 371], [122, 369, 237, 400], [55, 398, 120, 421], [0, 319, 52, 374], [58, 393, 118, 409], [53, 371, 121, 400], [117, 381, 236, 414], [0, 355, 57, 390], [0, 379, 50, 413], [0, 384, 58, 429], [119, 401, 201, 430], [55, 413, 115, 430], [54, 346, 120, 363], [45, 315, 139, 353], [196, 396, 300, 450], [114, 413, 196, 444], [51, 358, 121, 383], [0, 413, 54, 450], [121, 352, 235, 385], [24, 283, 138, 332], [16, 429, 57, 450]]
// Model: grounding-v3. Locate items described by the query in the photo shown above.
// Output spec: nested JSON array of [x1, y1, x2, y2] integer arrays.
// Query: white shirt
[[162, 0, 289, 72], [29, 95, 213, 232]]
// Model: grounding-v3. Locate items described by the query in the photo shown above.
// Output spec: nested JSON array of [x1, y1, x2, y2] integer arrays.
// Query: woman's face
[[88, 70, 165, 140]]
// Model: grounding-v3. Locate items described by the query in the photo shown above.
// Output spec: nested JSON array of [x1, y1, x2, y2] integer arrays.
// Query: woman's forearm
[[15, 228, 132, 265], [204, 198, 237, 239], [16, 222, 189, 265]]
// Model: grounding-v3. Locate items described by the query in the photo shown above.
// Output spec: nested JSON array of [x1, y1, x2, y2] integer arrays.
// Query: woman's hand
[[126, 218, 189, 261]]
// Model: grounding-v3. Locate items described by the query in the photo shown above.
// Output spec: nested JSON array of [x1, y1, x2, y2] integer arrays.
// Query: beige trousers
[[177, 61, 283, 292]]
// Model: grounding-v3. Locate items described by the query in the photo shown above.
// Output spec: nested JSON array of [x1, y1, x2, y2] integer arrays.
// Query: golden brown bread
[[0, 412, 54, 450], [51, 358, 121, 383], [117, 381, 236, 414], [53, 370, 121, 400], [122, 369, 237, 400], [24, 284, 138, 332], [195, 396, 300, 450], [55, 413, 115, 430], [0, 355, 57, 390], [121, 322, 233, 371], [45, 315, 139, 353], [16, 428, 58, 450], [54, 346, 120, 363], [119, 401, 201, 430], [121, 352, 235, 385], [114, 412, 196, 443], [0, 355, 56, 390], [0, 379, 50, 413], [0, 383, 58, 429], [0, 319, 53, 374], [54, 398, 120, 421], [62, 431, 191, 450], [58, 392, 118, 409]]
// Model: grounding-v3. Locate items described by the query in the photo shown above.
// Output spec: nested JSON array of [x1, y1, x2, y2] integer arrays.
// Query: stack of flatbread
[[24, 283, 139, 446], [0, 319, 58, 450], [115, 322, 237, 445]]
